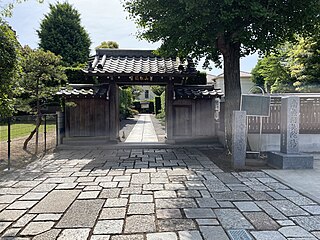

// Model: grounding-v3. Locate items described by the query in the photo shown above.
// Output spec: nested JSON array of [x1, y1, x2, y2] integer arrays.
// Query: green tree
[[37, 2, 91, 66], [251, 45, 295, 93], [150, 86, 165, 96], [0, 19, 19, 117], [289, 34, 320, 92], [96, 41, 119, 49], [17, 46, 66, 153], [124, 0, 319, 150]]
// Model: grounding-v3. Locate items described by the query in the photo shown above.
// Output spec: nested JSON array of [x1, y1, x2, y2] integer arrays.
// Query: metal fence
[[220, 96, 320, 134], [0, 114, 57, 170]]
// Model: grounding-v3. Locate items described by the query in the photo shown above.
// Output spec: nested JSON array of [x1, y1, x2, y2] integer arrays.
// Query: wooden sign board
[[241, 94, 271, 117]]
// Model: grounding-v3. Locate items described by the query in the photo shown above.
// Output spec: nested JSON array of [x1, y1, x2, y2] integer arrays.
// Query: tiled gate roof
[[84, 49, 194, 76]]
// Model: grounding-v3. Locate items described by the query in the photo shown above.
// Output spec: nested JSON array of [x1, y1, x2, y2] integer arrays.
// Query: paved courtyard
[[0, 147, 320, 239]]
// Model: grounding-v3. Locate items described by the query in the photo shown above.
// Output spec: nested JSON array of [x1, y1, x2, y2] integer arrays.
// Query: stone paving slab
[[0, 147, 320, 239], [30, 190, 80, 213], [56, 199, 104, 228]]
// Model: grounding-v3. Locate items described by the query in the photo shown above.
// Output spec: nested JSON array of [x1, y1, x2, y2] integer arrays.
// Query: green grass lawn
[[0, 123, 56, 141]]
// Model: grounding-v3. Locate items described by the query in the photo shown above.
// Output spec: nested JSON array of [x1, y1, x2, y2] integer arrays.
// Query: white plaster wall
[[248, 134, 320, 153]]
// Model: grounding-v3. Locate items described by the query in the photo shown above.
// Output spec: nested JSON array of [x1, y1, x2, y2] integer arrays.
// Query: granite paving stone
[[147, 232, 178, 240], [156, 209, 182, 219], [32, 229, 61, 240], [105, 198, 128, 207], [94, 220, 124, 234], [57, 228, 91, 240], [128, 203, 155, 215], [19, 192, 47, 201], [177, 190, 201, 198], [269, 200, 309, 216], [124, 215, 156, 233], [277, 219, 296, 226], [12, 214, 36, 228], [100, 208, 126, 219], [0, 195, 21, 203], [99, 189, 121, 198], [184, 208, 216, 219], [154, 191, 177, 198], [234, 201, 261, 212], [155, 198, 197, 209], [158, 219, 197, 232], [196, 218, 219, 226], [91, 235, 111, 240], [244, 212, 280, 230], [301, 205, 320, 215], [30, 190, 80, 213], [34, 213, 62, 221], [256, 201, 287, 220], [250, 231, 287, 240], [7, 201, 38, 210], [110, 235, 144, 240], [0, 222, 12, 235], [0, 210, 26, 221], [215, 209, 254, 229], [279, 226, 314, 238], [77, 191, 100, 199], [20, 221, 55, 236], [287, 196, 316, 205], [179, 230, 203, 240], [130, 194, 153, 203], [199, 226, 229, 240], [56, 199, 104, 228], [211, 191, 251, 201], [291, 216, 320, 231]]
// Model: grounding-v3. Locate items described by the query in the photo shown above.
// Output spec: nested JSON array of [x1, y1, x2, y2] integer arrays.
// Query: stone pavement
[[125, 114, 158, 143], [0, 147, 320, 239]]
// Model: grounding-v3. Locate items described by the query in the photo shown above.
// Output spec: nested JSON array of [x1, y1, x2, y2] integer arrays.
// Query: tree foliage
[[16, 46, 67, 114], [150, 86, 165, 96], [0, 19, 19, 117], [37, 2, 91, 66], [252, 34, 320, 93], [124, 0, 320, 150], [96, 41, 119, 49], [16, 46, 66, 151]]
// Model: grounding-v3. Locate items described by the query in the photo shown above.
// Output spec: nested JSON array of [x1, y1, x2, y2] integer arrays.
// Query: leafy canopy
[[16, 46, 67, 114], [252, 32, 320, 93], [96, 41, 119, 49], [37, 2, 91, 66], [124, 0, 319, 63], [0, 19, 19, 117]]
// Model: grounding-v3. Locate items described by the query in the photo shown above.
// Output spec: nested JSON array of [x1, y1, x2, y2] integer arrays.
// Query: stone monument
[[232, 111, 247, 169], [267, 96, 313, 169]]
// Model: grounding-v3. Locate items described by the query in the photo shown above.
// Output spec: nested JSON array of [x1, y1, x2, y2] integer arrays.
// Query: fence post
[[7, 117, 11, 170], [44, 115, 47, 152]]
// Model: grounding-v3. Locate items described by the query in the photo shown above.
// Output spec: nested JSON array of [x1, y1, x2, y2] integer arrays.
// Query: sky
[[3, 0, 258, 75]]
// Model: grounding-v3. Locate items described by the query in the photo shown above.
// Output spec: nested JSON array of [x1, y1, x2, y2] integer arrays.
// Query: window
[[145, 90, 149, 99]]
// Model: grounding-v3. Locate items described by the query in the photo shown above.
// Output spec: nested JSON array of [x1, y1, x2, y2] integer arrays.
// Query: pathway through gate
[[125, 114, 158, 143]]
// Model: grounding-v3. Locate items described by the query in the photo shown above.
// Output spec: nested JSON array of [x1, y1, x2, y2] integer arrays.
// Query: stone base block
[[267, 152, 314, 169]]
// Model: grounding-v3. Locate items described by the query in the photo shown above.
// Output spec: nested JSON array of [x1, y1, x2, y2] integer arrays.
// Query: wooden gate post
[[166, 81, 174, 142], [109, 82, 120, 142]]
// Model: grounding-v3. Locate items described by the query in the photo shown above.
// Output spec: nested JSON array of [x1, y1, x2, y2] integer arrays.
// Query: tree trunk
[[23, 117, 42, 151], [218, 37, 242, 153]]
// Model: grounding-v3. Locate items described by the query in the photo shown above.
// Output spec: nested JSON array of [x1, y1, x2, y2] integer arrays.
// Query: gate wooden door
[[173, 105, 192, 136]]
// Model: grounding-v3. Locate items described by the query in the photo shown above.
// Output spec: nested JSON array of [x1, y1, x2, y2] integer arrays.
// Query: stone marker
[[232, 111, 247, 169], [267, 96, 313, 169]]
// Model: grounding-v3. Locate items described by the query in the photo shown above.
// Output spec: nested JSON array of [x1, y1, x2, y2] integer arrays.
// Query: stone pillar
[[267, 96, 313, 169], [232, 111, 247, 169], [280, 96, 299, 154]]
